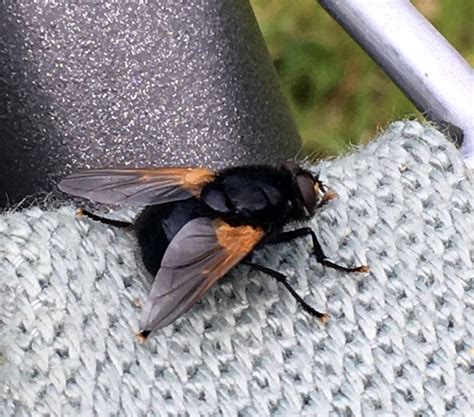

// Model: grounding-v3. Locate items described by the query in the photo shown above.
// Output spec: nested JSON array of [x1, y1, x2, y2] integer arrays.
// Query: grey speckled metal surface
[[0, 1, 300, 207]]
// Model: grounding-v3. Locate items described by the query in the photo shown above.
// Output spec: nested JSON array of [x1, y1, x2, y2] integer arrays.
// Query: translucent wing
[[58, 167, 215, 206], [138, 217, 265, 336]]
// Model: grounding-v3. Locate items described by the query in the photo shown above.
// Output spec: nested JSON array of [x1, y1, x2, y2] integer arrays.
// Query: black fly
[[59, 162, 368, 340]]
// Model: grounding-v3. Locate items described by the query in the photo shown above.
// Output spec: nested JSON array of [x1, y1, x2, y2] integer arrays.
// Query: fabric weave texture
[[0, 121, 472, 416]]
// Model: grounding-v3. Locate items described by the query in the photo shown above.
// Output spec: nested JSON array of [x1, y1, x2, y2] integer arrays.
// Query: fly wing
[[138, 217, 265, 335], [58, 167, 215, 206]]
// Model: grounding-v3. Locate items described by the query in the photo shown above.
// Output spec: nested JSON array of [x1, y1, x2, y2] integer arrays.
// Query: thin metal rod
[[319, 0, 474, 168]]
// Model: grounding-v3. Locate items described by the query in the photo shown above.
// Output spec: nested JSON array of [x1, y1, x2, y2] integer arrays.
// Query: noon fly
[[59, 162, 368, 340]]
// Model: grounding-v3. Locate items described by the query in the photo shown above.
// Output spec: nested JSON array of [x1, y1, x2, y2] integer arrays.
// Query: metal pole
[[0, 0, 300, 207], [319, 0, 474, 168]]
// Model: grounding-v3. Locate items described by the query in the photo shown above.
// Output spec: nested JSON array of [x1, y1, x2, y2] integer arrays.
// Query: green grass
[[250, 0, 474, 157]]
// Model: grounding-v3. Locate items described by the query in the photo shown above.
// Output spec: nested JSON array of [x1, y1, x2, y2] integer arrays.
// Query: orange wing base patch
[[139, 167, 215, 196], [215, 221, 265, 253], [203, 220, 265, 281], [183, 168, 215, 195]]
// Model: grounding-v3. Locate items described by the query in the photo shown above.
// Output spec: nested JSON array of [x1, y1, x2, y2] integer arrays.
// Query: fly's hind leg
[[76, 208, 133, 229], [245, 261, 329, 322]]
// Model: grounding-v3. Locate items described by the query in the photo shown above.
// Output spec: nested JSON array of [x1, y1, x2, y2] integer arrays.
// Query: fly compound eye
[[296, 175, 317, 214]]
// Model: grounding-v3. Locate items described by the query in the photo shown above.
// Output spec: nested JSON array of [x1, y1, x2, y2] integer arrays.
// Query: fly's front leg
[[272, 228, 369, 273], [314, 179, 337, 208]]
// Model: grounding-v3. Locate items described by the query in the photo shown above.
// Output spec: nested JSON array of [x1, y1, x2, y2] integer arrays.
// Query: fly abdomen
[[135, 198, 203, 276]]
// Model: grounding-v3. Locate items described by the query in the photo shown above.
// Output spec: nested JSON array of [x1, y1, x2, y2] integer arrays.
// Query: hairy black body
[[59, 162, 368, 338], [201, 165, 299, 228], [135, 165, 305, 276]]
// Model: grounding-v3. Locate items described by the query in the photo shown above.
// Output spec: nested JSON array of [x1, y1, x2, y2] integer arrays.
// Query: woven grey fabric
[[1, 121, 472, 416]]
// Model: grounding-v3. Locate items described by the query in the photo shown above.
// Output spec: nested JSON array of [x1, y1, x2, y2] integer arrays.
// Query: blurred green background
[[250, 0, 474, 157]]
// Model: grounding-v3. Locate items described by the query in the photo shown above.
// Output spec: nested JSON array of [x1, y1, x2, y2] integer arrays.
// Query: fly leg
[[271, 228, 369, 273], [76, 208, 133, 229], [244, 261, 329, 322]]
